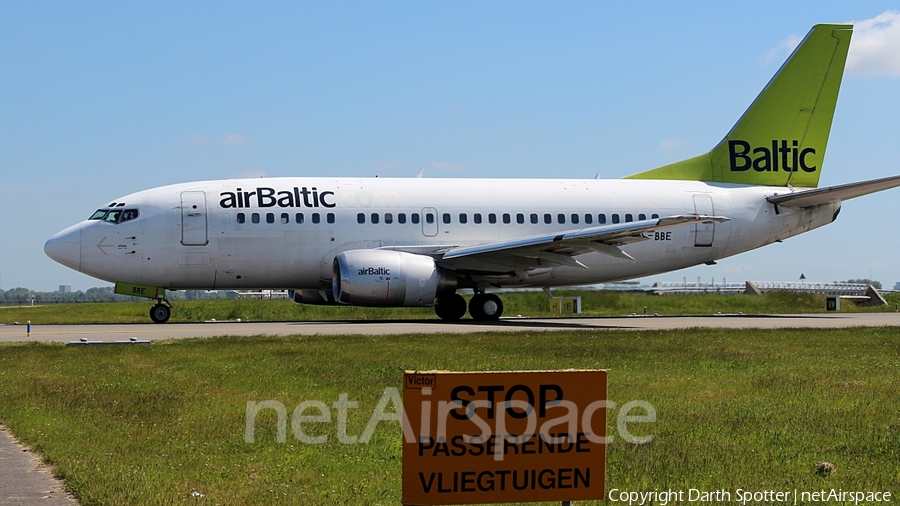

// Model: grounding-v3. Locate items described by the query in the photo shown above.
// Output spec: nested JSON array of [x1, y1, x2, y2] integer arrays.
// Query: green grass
[[0, 328, 898, 505], [3, 290, 899, 325]]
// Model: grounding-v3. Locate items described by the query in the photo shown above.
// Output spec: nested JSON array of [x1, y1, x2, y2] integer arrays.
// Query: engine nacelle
[[288, 289, 337, 305], [332, 250, 456, 306]]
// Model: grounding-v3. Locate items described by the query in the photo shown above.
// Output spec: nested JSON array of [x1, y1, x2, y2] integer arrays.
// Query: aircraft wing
[[439, 215, 729, 267], [767, 175, 900, 208]]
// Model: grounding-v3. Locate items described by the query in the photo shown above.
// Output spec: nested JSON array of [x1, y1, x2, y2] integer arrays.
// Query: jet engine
[[332, 250, 457, 306]]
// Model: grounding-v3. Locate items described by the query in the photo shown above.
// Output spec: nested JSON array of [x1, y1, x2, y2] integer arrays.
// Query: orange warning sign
[[402, 370, 607, 505]]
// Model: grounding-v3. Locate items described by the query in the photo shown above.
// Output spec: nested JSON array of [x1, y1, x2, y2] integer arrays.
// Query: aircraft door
[[181, 191, 209, 246], [422, 207, 438, 237], [692, 194, 715, 247]]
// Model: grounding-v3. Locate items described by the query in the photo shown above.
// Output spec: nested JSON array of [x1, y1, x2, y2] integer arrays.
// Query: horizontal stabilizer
[[767, 174, 900, 207]]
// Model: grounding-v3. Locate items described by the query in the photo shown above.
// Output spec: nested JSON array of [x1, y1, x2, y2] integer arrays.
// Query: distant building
[[59, 285, 72, 293], [894, 282, 900, 291]]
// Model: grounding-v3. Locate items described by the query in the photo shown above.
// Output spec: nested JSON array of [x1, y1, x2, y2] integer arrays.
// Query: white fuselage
[[46, 177, 838, 292]]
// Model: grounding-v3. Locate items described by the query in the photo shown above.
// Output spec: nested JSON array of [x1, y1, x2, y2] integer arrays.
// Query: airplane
[[45, 24, 900, 323]]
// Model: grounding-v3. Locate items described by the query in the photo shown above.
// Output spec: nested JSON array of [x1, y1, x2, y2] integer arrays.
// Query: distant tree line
[[0, 287, 237, 304]]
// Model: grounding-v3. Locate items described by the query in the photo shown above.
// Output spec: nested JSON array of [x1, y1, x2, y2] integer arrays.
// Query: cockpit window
[[88, 208, 139, 224], [120, 209, 139, 222]]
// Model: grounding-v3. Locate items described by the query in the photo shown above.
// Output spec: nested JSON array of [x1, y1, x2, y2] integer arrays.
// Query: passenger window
[[296, 213, 304, 224], [516, 213, 524, 224], [612, 214, 620, 224], [488, 213, 497, 224], [584, 214, 593, 225], [371, 213, 379, 224], [312, 213, 321, 224], [652, 213, 659, 219], [281, 213, 289, 224], [557, 213, 566, 224], [474, 213, 482, 224], [530, 213, 538, 224], [571, 213, 579, 225], [237, 213, 246, 224], [459, 213, 467, 224], [357, 213, 365, 224], [252, 213, 260, 224], [327, 213, 335, 224], [412, 213, 420, 224], [599, 214, 606, 224], [544, 213, 552, 224], [266, 213, 275, 224], [502, 213, 511, 224], [639, 213, 646, 221], [443, 213, 451, 224], [398, 213, 407, 224], [120, 209, 139, 222], [625, 214, 633, 222], [385, 213, 393, 224], [426, 213, 434, 224]]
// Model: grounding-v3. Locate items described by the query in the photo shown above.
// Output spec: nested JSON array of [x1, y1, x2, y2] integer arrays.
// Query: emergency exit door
[[422, 207, 438, 237]]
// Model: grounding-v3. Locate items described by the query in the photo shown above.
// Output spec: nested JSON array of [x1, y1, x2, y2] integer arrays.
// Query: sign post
[[549, 297, 582, 314], [402, 370, 607, 505]]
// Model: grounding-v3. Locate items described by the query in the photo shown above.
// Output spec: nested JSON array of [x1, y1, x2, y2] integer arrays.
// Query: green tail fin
[[627, 24, 852, 188]]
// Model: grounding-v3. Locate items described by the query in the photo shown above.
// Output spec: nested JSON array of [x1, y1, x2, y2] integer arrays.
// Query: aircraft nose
[[44, 223, 82, 271]]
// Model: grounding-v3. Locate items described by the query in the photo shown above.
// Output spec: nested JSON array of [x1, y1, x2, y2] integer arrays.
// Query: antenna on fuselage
[[415, 167, 425, 178]]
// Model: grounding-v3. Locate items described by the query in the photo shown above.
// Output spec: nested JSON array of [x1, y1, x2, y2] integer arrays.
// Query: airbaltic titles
[[728, 140, 817, 173], [219, 187, 336, 209]]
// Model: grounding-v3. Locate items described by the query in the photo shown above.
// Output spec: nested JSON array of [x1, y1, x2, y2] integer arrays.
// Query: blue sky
[[1, 2, 898, 292]]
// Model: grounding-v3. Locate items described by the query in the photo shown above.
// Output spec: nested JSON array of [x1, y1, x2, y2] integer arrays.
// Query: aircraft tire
[[469, 293, 503, 321], [435, 293, 467, 321], [150, 304, 171, 323]]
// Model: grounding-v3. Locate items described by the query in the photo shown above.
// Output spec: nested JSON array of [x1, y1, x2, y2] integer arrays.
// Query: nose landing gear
[[113, 283, 172, 323], [149, 300, 172, 323]]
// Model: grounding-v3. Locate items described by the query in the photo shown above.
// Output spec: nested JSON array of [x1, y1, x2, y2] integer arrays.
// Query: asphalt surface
[[0, 427, 77, 505], [1, 313, 900, 343]]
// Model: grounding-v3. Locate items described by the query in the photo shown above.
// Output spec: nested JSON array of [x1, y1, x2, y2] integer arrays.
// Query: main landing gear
[[149, 299, 172, 323], [469, 292, 503, 321], [434, 291, 504, 322], [435, 293, 467, 321]]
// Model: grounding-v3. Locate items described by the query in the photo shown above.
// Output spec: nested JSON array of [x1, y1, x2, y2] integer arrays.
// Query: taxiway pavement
[[1, 313, 899, 343]]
